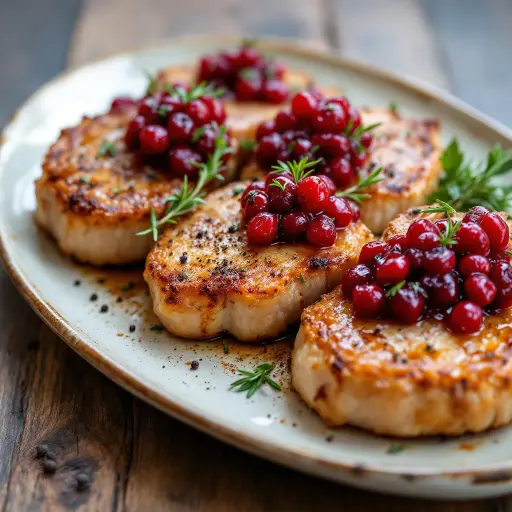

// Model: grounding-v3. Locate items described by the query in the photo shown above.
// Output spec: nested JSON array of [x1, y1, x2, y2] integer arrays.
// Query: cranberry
[[390, 284, 425, 323], [480, 212, 509, 251], [493, 250, 512, 263], [267, 176, 297, 213], [194, 125, 218, 156], [313, 104, 348, 133], [464, 273, 497, 306], [202, 97, 226, 124], [111, 96, 135, 110], [351, 151, 368, 169], [429, 273, 460, 307], [317, 175, 336, 196], [244, 190, 269, 220], [125, 115, 145, 149], [347, 107, 361, 132], [352, 283, 385, 318], [359, 132, 373, 149], [327, 96, 350, 115], [406, 218, 440, 250], [327, 157, 356, 188], [325, 196, 353, 228], [264, 170, 293, 191], [463, 206, 489, 224], [342, 264, 373, 298], [448, 301, 483, 334], [246, 212, 279, 245], [495, 286, 512, 309], [349, 201, 361, 222], [292, 138, 314, 160], [256, 133, 286, 167], [275, 110, 296, 132], [454, 223, 490, 255], [280, 211, 309, 240], [423, 247, 456, 275], [459, 254, 491, 277], [297, 176, 330, 214], [306, 215, 337, 248], [168, 146, 202, 178], [404, 248, 424, 270], [138, 96, 159, 124], [237, 47, 261, 69], [168, 113, 195, 144], [291, 91, 319, 118], [387, 235, 407, 249], [235, 73, 262, 101], [256, 120, 276, 141], [185, 99, 210, 125], [263, 80, 289, 104], [198, 56, 216, 81], [312, 134, 351, 158], [490, 261, 512, 290], [376, 253, 410, 285], [358, 241, 389, 267], [139, 125, 169, 155], [241, 182, 265, 207]]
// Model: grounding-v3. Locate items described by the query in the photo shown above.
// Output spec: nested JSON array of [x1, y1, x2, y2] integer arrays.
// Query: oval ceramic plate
[[2, 37, 512, 500]]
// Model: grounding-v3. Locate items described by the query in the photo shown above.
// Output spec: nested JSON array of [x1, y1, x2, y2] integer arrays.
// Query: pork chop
[[144, 181, 374, 342], [292, 210, 512, 436], [35, 104, 237, 266]]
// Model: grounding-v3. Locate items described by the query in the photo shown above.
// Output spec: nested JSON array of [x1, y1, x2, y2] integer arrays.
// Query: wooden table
[[1, 1, 512, 510]]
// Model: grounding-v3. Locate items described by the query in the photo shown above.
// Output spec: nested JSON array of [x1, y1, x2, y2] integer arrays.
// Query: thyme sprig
[[163, 81, 225, 103], [428, 139, 512, 212], [229, 363, 281, 398], [271, 157, 323, 184], [420, 199, 461, 246], [137, 128, 232, 240], [336, 167, 384, 204]]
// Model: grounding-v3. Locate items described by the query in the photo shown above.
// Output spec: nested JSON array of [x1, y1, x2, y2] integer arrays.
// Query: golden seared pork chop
[[156, 66, 336, 142], [35, 104, 237, 266], [242, 108, 442, 234], [144, 181, 374, 342], [293, 209, 512, 437]]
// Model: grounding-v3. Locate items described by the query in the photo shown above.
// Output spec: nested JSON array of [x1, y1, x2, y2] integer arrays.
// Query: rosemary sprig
[[269, 179, 288, 191], [272, 157, 323, 184], [229, 363, 281, 398], [428, 138, 512, 212], [163, 81, 224, 103], [136, 128, 232, 240], [420, 199, 461, 246], [144, 70, 158, 95], [336, 167, 384, 204]]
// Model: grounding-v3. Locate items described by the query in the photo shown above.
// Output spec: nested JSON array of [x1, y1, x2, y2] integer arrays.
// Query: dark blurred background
[[1, 0, 511, 129]]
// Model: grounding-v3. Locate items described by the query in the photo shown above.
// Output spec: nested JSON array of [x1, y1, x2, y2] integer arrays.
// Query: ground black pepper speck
[[190, 360, 199, 370], [73, 280, 81, 287], [90, 293, 98, 302], [129, 325, 136, 332], [100, 305, 109, 313]]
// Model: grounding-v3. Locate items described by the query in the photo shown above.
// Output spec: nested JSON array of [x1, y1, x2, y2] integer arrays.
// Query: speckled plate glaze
[[2, 37, 512, 500]]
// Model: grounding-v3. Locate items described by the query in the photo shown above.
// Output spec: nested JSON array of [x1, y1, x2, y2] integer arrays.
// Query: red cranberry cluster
[[254, 91, 372, 189], [115, 84, 231, 179], [197, 45, 289, 103], [342, 206, 512, 334], [241, 159, 357, 247]]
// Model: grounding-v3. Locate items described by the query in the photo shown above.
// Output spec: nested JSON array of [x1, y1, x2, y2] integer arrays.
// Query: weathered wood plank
[[422, 0, 512, 126], [68, 0, 328, 67], [334, 0, 451, 90], [0, 0, 82, 128]]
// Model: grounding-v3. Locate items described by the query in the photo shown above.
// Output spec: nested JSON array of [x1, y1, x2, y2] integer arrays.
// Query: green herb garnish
[[300, 274, 306, 284], [79, 176, 90, 184], [336, 166, 384, 204], [163, 81, 224, 103], [272, 157, 323, 185], [389, 102, 398, 114], [240, 139, 256, 152], [420, 199, 461, 246], [385, 281, 406, 297], [144, 70, 158, 95], [97, 140, 117, 158], [230, 363, 281, 399], [150, 324, 164, 332], [428, 139, 512, 212], [387, 444, 406, 454], [136, 128, 232, 241]]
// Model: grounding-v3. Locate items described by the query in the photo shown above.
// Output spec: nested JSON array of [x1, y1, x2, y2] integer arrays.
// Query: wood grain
[[0, 0, 510, 510]]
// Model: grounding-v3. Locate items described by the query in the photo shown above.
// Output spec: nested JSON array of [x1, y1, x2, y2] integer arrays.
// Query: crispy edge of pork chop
[[144, 180, 374, 342], [35, 105, 238, 266], [241, 108, 442, 235], [292, 209, 512, 437], [156, 65, 338, 142]]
